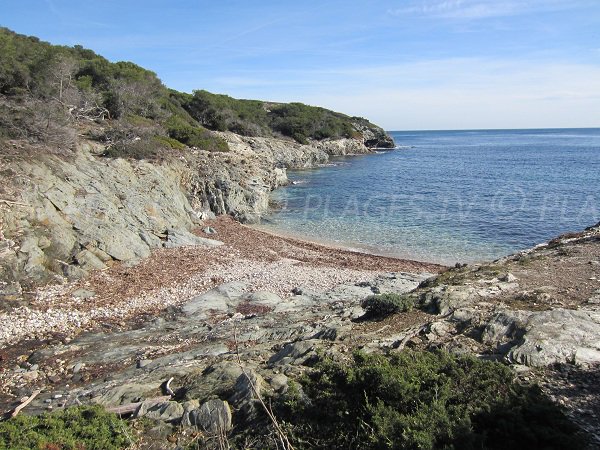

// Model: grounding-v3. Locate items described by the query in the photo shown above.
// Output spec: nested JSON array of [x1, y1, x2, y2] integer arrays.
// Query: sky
[[2, 0, 600, 130]]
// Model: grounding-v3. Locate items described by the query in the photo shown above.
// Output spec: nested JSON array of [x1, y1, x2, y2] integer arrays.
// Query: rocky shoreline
[[0, 128, 390, 295], [0, 219, 598, 447], [2, 128, 600, 447]]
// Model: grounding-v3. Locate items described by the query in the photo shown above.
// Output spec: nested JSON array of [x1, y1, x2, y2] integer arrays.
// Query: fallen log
[[106, 395, 171, 416]]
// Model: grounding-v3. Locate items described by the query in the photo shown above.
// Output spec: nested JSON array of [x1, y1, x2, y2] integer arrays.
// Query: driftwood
[[10, 389, 41, 418], [0, 199, 30, 207], [106, 395, 171, 416], [164, 377, 175, 397]]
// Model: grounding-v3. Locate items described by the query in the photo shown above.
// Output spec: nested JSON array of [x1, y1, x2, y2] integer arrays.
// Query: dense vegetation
[[277, 350, 584, 450], [0, 406, 133, 449], [180, 90, 363, 144], [0, 27, 229, 158], [0, 27, 384, 159]]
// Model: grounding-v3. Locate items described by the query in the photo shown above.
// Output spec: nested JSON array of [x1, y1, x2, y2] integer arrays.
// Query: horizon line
[[387, 126, 600, 133]]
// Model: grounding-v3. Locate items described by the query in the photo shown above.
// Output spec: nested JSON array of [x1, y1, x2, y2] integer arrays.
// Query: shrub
[[361, 293, 413, 317], [166, 115, 229, 152], [103, 136, 168, 160], [0, 405, 133, 449], [277, 350, 584, 450], [153, 135, 185, 150]]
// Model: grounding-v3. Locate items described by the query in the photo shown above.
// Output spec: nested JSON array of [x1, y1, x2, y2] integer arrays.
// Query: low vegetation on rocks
[[361, 292, 414, 317], [276, 350, 585, 450], [0, 406, 133, 449]]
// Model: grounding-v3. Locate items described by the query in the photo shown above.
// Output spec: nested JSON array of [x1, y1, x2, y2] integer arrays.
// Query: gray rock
[[499, 273, 518, 283], [180, 399, 201, 428], [268, 340, 315, 366], [188, 399, 232, 433], [202, 226, 217, 234], [137, 359, 152, 369], [75, 249, 107, 271], [312, 327, 338, 341], [228, 370, 265, 421], [139, 401, 185, 423], [182, 281, 247, 317], [164, 228, 222, 249], [72, 288, 96, 299], [184, 361, 244, 401], [72, 363, 83, 374], [508, 308, 600, 367], [244, 291, 283, 307], [269, 373, 289, 392]]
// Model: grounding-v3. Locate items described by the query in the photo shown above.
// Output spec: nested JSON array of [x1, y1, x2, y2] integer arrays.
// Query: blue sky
[[3, 0, 600, 130]]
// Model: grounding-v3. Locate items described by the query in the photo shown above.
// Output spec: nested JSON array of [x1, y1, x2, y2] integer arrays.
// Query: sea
[[258, 128, 600, 265]]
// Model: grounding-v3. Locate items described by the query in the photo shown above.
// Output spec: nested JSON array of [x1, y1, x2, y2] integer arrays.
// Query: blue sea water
[[259, 129, 600, 265]]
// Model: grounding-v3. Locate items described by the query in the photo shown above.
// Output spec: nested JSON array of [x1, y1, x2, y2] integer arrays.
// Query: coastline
[[0, 216, 443, 350], [250, 222, 450, 267]]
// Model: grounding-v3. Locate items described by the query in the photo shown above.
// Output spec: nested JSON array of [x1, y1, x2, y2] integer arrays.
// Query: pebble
[[137, 359, 152, 369], [72, 363, 83, 373]]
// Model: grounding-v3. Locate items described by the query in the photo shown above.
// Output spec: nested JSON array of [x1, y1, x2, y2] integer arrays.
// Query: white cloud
[[387, 0, 586, 20], [287, 58, 600, 129]]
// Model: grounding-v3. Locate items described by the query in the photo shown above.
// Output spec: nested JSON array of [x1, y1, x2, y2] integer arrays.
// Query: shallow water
[[261, 128, 600, 265]]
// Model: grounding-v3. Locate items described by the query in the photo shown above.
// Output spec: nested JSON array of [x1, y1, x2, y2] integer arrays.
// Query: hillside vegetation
[[0, 27, 390, 159]]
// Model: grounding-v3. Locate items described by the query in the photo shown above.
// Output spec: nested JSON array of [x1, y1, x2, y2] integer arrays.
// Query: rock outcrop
[[0, 130, 391, 290]]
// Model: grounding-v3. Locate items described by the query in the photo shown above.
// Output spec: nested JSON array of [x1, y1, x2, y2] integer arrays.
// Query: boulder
[[508, 308, 600, 367], [187, 399, 232, 433], [137, 401, 184, 423], [268, 340, 316, 366], [164, 228, 223, 248], [182, 281, 247, 317]]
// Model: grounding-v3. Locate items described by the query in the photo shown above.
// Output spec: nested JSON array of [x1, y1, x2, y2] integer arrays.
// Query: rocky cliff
[[0, 130, 388, 293]]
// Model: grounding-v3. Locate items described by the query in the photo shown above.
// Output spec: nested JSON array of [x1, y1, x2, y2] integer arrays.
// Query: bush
[[361, 293, 413, 317], [166, 115, 229, 152], [103, 136, 169, 160], [277, 350, 584, 450], [0, 405, 133, 449]]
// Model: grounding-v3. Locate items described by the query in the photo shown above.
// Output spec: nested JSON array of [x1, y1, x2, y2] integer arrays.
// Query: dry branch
[[10, 389, 41, 418], [233, 325, 294, 450]]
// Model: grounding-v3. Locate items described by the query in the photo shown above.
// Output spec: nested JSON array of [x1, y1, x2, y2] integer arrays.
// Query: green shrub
[[153, 135, 185, 150], [277, 350, 584, 450], [0, 405, 133, 450], [103, 136, 168, 160], [361, 293, 413, 317], [166, 115, 229, 152]]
